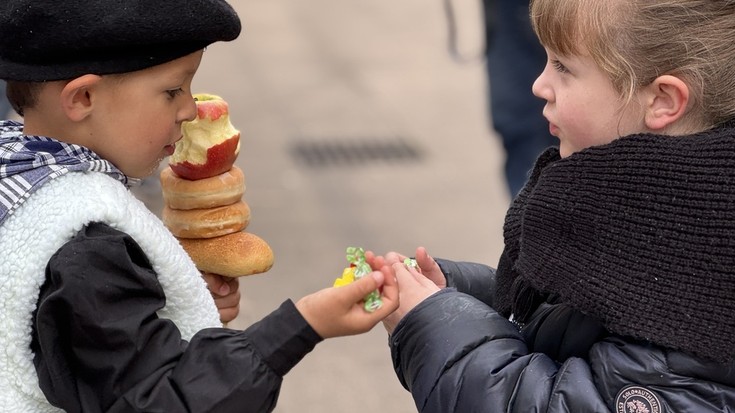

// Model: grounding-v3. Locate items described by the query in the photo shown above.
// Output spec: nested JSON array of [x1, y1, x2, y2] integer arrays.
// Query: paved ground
[[134, 0, 511, 411]]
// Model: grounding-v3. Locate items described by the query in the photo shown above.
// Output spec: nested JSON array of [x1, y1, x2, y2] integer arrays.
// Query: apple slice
[[170, 93, 241, 180]]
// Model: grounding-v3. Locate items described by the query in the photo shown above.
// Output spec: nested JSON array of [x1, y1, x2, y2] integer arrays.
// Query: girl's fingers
[[416, 247, 439, 273], [384, 251, 408, 265], [393, 262, 420, 285]]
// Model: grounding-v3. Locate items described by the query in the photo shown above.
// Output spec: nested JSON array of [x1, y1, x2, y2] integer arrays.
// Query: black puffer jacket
[[389, 258, 735, 412]]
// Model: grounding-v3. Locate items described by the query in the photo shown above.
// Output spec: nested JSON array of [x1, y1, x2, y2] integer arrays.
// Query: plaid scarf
[[0, 120, 132, 226]]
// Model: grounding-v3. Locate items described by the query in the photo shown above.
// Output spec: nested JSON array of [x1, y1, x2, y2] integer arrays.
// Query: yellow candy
[[333, 267, 356, 287]]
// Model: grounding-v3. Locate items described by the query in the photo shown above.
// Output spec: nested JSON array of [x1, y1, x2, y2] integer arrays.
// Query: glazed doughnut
[[178, 231, 275, 277], [160, 165, 245, 210], [163, 201, 251, 239]]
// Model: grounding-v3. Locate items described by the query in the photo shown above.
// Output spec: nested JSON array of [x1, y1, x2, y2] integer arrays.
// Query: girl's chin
[[558, 145, 575, 158]]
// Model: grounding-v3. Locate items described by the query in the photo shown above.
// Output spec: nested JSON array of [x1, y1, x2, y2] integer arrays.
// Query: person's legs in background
[[485, 0, 555, 198], [0, 80, 12, 118]]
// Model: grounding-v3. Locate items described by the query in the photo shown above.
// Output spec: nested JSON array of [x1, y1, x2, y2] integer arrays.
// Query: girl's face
[[89, 50, 203, 178], [532, 47, 646, 158]]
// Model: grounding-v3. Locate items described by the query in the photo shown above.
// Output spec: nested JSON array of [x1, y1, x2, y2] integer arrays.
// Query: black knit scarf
[[495, 122, 735, 362]]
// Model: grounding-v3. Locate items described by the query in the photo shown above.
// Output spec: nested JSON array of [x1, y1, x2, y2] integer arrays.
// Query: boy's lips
[[164, 136, 183, 155]]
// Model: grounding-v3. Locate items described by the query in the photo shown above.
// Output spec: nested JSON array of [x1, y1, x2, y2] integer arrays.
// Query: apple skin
[[169, 93, 241, 180], [170, 133, 240, 180], [196, 94, 228, 122]]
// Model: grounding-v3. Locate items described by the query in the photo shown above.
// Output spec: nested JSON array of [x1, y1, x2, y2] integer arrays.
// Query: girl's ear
[[59, 74, 102, 122], [643, 75, 689, 131]]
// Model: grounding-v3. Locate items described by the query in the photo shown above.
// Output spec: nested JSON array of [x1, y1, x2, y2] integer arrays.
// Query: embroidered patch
[[615, 385, 663, 413]]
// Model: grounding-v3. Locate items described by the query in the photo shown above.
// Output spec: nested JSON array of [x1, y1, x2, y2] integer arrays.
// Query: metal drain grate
[[289, 136, 424, 167]]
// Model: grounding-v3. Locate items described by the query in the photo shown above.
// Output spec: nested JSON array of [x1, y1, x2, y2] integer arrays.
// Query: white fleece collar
[[0, 171, 220, 412]]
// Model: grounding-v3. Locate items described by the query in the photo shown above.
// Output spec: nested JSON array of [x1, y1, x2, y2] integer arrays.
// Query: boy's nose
[[181, 96, 198, 123]]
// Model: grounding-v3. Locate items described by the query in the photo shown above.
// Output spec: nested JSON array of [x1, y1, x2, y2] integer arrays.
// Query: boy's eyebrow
[[166, 67, 197, 82], [175, 68, 198, 79]]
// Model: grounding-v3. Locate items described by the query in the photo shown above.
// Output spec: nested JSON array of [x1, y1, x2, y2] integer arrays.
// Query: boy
[[0, 1, 398, 411]]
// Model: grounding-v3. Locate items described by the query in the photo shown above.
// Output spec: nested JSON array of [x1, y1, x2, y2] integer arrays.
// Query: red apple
[[169, 93, 241, 180]]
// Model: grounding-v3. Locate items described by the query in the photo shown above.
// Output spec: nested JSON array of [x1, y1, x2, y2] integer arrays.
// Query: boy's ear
[[59, 74, 103, 122], [643, 75, 689, 131]]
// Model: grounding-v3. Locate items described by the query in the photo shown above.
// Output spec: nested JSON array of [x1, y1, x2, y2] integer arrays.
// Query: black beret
[[0, 0, 241, 81]]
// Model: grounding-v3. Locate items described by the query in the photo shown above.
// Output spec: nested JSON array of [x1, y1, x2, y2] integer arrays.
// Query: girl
[[372, 0, 735, 411]]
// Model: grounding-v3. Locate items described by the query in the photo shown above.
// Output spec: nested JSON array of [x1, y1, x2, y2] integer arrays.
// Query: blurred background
[[134, 0, 510, 411]]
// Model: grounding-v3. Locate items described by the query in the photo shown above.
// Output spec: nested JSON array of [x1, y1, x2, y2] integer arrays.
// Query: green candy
[[345, 247, 383, 312]]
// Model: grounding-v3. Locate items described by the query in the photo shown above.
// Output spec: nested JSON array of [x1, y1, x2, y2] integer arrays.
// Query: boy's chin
[[133, 159, 166, 180]]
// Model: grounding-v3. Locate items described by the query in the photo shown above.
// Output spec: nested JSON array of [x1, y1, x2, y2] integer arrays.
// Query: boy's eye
[[551, 59, 569, 74], [166, 88, 184, 98]]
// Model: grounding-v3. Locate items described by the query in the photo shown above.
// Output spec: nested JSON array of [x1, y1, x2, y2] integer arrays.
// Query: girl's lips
[[549, 123, 560, 136]]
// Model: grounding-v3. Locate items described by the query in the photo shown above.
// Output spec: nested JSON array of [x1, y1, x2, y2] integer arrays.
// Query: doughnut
[[163, 200, 251, 239], [160, 165, 245, 210]]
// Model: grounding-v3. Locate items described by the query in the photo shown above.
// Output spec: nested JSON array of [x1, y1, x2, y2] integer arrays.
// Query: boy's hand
[[296, 266, 399, 339], [202, 272, 241, 323], [367, 246, 446, 289], [383, 262, 441, 334]]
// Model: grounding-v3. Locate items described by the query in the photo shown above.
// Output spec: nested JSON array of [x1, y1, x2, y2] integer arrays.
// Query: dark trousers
[[0, 81, 11, 118], [485, 0, 556, 197]]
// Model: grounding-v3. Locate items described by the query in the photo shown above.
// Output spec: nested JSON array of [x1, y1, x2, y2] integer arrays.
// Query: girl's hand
[[382, 262, 441, 334], [367, 246, 446, 289], [296, 266, 399, 339], [202, 272, 241, 324]]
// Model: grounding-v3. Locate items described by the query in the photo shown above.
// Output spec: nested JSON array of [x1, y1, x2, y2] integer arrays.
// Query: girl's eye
[[551, 59, 569, 74], [166, 88, 184, 99]]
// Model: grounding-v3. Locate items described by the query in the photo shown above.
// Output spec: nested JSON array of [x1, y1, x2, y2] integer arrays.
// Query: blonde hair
[[530, 0, 735, 130]]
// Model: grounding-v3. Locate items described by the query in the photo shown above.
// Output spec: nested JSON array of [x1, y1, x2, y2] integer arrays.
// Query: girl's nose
[[532, 65, 553, 103]]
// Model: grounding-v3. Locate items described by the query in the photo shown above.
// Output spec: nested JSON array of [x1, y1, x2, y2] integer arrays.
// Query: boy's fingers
[[343, 270, 383, 302], [380, 265, 397, 288], [340, 269, 400, 316], [202, 272, 231, 296], [365, 250, 385, 270], [377, 265, 399, 307]]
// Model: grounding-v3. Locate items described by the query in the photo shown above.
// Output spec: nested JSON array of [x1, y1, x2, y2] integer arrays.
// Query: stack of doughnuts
[[160, 93, 274, 277]]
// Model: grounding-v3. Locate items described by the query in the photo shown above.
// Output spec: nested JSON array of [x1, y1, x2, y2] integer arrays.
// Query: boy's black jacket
[[33, 223, 322, 412]]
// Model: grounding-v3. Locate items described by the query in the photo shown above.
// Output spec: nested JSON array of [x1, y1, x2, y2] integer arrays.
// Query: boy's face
[[88, 50, 204, 178], [532, 47, 646, 158]]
